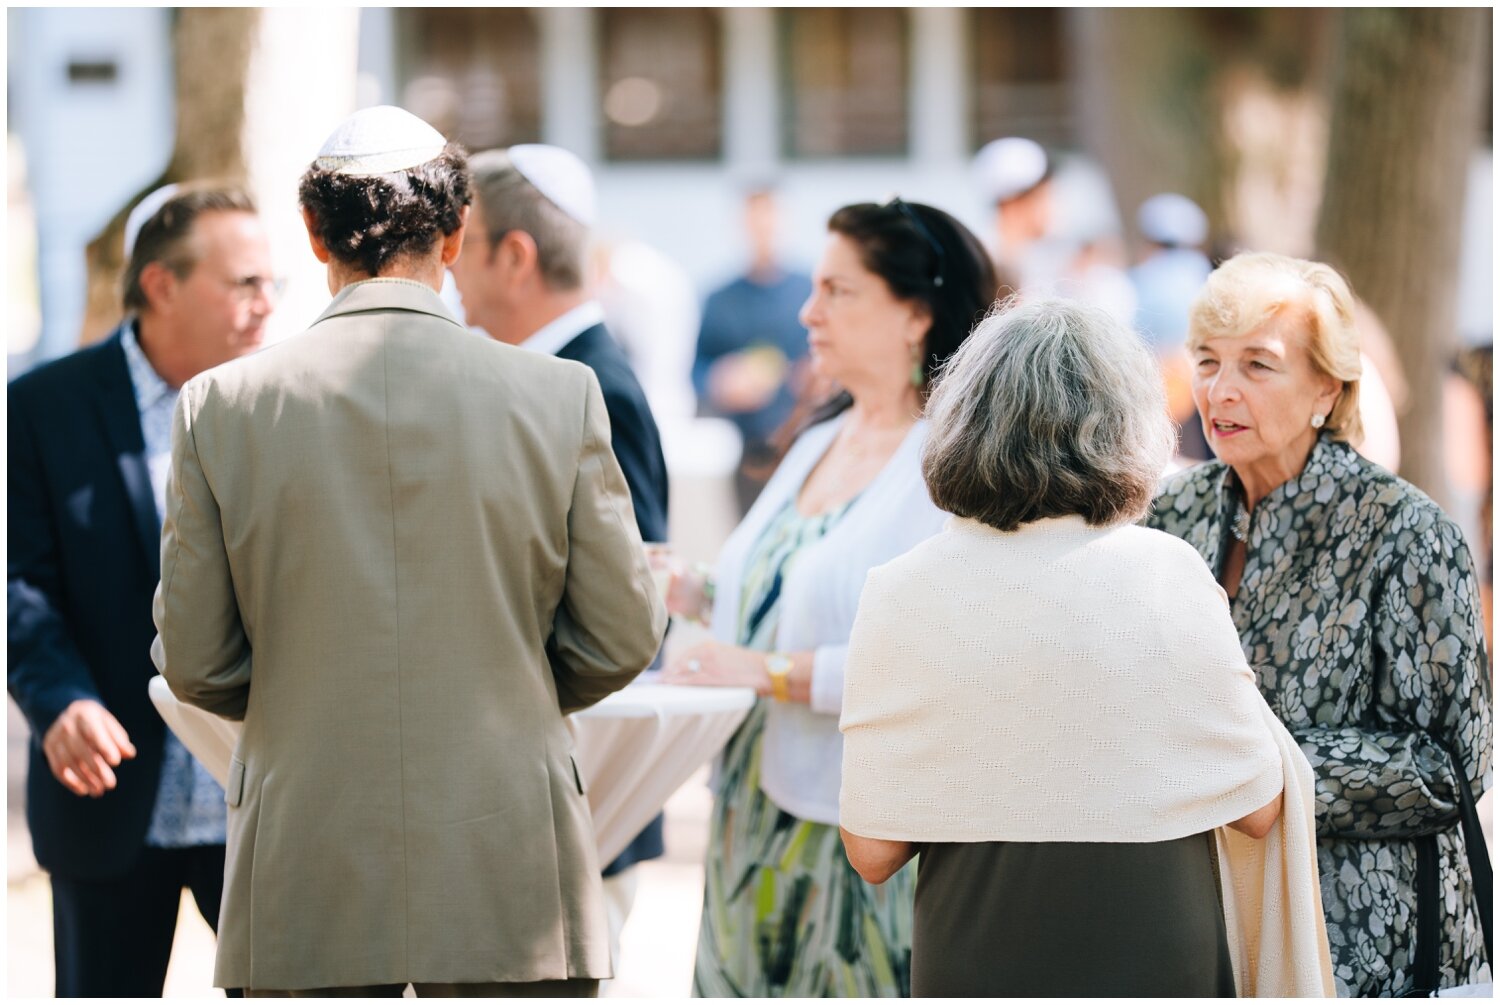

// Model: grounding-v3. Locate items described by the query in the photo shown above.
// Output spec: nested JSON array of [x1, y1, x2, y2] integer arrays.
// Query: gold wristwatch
[[765, 653, 793, 703]]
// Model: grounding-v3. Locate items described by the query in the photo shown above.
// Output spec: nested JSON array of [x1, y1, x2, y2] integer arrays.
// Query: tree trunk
[[1068, 10, 1233, 245], [1315, 8, 1487, 509], [1070, 10, 1334, 258], [79, 8, 259, 346]]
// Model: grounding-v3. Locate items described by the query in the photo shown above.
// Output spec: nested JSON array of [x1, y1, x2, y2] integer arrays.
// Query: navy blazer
[[556, 323, 670, 874], [556, 324, 669, 545], [8, 329, 171, 881]]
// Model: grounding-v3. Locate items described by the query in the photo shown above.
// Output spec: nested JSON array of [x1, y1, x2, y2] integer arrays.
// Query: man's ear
[[137, 260, 177, 313], [439, 205, 469, 268], [301, 206, 332, 264], [495, 229, 539, 286]]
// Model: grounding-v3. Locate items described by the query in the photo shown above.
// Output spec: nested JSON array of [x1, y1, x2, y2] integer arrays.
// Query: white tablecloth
[[147, 677, 753, 863]]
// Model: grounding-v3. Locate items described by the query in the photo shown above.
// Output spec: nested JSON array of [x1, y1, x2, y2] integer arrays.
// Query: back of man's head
[[122, 185, 258, 314], [298, 143, 471, 278], [468, 149, 589, 292]]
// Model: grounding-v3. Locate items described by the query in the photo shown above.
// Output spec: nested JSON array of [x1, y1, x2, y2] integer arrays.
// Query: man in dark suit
[[8, 185, 275, 996], [451, 144, 669, 964]]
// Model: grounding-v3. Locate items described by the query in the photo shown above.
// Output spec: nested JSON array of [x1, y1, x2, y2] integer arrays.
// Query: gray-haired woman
[[838, 299, 1333, 996]]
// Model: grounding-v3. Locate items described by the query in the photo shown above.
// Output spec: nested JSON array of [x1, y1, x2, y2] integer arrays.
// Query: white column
[[539, 7, 600, 162], [242, 7, 360, 342], [355, 8, 397, 109], [722, 8, 779, 172], [909, 7, 969, 165]]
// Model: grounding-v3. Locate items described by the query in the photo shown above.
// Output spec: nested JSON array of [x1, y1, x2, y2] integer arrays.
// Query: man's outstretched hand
[[42, 699, 137, 797]]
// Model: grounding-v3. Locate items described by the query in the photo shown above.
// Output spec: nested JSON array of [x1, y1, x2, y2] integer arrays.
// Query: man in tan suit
[[151, 107, 666, 996]]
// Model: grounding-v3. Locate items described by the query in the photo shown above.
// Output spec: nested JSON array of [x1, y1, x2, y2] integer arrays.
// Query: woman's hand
[[661, 641, 770, 694]]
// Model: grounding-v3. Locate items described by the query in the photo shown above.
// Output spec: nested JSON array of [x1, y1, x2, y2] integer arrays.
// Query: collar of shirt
[[518, 301, 606, 358], [119, 321, 177, 415]]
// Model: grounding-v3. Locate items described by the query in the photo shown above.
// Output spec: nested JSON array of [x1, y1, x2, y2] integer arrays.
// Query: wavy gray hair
[[923, 297, 1175, 530]]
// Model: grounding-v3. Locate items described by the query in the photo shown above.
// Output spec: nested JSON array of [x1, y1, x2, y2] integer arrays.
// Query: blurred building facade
[[7, 7, 1492, 374]]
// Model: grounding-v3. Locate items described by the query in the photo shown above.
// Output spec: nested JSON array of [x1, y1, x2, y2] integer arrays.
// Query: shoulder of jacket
[[9, 338, 116, 400]]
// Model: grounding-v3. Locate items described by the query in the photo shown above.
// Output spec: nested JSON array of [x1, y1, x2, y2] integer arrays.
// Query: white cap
[[974, 137, 1050, 204], [508, 144, 596, 228], [313, 105, 448, 176], [1137, 193, 1208, 248], [123, 184, 181, 257]]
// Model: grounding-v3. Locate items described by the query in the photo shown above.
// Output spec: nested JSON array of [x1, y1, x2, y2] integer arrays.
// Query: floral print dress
[[1145, 436, 1492, 996], [692, 498, 915, 998]]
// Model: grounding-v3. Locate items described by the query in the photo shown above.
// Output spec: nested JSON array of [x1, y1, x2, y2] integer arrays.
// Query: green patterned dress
[[693, 499, 915, 997]]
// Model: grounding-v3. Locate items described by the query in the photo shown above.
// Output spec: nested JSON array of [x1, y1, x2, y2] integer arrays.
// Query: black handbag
[[1405, 741, 1491, 996]]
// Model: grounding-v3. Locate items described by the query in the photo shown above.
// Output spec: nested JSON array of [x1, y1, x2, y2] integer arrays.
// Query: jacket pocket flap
[[226, 758, 246, 808]]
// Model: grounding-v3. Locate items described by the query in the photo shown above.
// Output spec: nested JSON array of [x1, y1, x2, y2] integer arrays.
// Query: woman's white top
[[709, 413, 947, 825]]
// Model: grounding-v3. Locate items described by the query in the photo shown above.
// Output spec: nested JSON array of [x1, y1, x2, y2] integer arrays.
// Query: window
[[782, 8, 909, 158], [971, 9, 1072, 149], [399, 9, 542, 151], [599, 8, 722, 161]]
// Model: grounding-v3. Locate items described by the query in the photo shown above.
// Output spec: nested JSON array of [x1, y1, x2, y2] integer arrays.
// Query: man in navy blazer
[[451, 145, 669, 961], [8, 185, 274, 996]]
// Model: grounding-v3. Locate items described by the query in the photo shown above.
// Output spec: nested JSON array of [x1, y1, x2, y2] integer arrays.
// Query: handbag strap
[[1398, 744, 1482, 996], [1412, 835, 1441, 993], [1406, 742, 1490, 996], [1447, 741, 1492, 960]]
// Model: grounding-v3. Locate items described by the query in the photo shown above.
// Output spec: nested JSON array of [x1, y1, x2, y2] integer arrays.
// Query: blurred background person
[[450, 143, 670, 977], [9, 184, 273, 996], [1447, 341, 1492, 647], [840, 298, 1327, 997], [693, 187, 813, 515], [1130, 192, 1213, 353], [1145, 253, 1491, 996], [592, 235, 701, 425], [1058, 229, 1136, 326], [1130, 193, 1215, 463], [658, 198, 998, 996], [973, 137, 1054, 290]]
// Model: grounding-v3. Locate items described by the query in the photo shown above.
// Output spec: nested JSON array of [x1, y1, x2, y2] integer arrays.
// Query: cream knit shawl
[[839, 515, 1334, 997]]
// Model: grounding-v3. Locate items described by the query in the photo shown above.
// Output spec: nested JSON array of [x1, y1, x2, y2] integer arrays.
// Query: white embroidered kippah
[[124, 184, 181, 256], [508, 144, 596, 228], [974, 137, 1049, 204], [314, 105, 448, 176]]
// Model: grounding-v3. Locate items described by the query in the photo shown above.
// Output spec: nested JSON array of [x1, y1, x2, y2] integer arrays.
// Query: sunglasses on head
[[885, 195, 946, 289]]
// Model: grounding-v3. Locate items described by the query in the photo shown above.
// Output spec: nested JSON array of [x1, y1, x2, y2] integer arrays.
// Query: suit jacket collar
[[311, 278, 466, 330], [554, 323, 614, 362], [91, 322, 161, 577]]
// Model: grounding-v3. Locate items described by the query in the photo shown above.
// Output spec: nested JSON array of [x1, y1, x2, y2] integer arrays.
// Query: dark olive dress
[[911, 833, 1236, 998]]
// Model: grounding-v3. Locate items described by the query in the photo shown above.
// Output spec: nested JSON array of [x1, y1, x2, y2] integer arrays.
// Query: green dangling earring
[[910, 344, 924, 388]]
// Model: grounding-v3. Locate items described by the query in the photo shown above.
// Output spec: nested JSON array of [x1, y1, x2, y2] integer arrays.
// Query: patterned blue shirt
[[120, 325, 228, 848]]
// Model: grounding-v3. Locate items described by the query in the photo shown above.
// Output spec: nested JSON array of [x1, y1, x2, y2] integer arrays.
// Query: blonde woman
[[1147, 253, 1491, 996]]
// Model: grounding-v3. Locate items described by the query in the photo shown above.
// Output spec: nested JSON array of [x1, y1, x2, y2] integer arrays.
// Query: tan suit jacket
[[151, 279, 667, 990]]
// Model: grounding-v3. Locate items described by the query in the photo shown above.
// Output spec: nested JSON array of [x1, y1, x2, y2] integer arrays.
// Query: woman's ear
[[301, 206, 332, 264]]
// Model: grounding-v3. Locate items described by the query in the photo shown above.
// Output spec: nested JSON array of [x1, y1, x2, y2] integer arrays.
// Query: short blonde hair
[[1188, 252, 1363, 443]]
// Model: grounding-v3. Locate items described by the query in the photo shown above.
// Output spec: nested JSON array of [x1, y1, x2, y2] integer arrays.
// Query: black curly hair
[[297, 142, 471, 276]]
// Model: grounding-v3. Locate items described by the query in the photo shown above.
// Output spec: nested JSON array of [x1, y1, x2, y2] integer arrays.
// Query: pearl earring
[[1311, 413, 1326, 429]]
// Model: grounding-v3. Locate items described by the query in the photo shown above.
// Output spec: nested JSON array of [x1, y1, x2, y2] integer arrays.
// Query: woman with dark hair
[[658, 199, 997, 996]]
